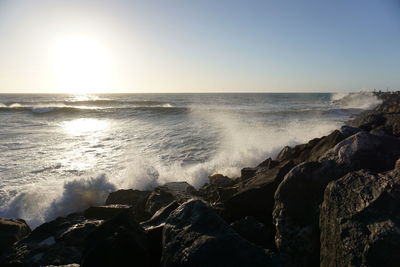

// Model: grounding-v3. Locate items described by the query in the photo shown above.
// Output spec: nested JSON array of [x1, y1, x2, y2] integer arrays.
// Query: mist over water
[[0, 93, 380, 227]]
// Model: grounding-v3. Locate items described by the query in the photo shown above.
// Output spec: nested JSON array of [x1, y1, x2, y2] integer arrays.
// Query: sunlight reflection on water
[[62, 118, 109, 136]]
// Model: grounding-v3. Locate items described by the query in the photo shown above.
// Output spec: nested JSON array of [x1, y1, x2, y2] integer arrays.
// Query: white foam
[[331, 92, 382, 109]]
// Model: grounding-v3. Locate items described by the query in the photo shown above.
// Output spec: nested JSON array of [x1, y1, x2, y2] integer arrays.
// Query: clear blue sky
[[0, 0, 399, 93]]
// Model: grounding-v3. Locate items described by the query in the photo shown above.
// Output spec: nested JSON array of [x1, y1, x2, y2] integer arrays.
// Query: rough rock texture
[[83, 204, 132, 220], [81, 211, 149, 267], [141, 201, 179, 229], [273, 161, 343, 267], [145, 182, 197, 216], [0, 218, 31, 256], [2, 213, 102, 267], [162, 200, 280, 267], [320, 168, 400, 267], [105, 189, 151, 222], [223, 160, 294, 224], [275, 130, 345, 164], [322, 131, 400, 172]]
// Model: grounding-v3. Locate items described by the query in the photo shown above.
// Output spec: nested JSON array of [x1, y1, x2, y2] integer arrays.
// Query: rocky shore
[[1, 92, 400, 267]]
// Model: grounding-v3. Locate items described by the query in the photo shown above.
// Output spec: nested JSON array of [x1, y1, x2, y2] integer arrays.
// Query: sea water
[[0, 92, 380, 227]]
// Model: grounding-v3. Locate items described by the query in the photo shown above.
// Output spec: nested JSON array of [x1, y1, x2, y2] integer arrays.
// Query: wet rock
[[273, 161, 342, 267], [83, 204, 132, 220], [141, 201, 179, 229], [2, 213, 102, 267], [105, 189, 151, 222], [241, 167, 257, 179], [322, 131, 400, 172], [230, 216, 274, 249], [145, 182, 198, 216], [162, 200, 280, 267], [81, 211, 149, 267], [320, 168, 400, 267], [208, 174, 235, 187], [0, 218, 31, 256], [223, 160, 294, 224]]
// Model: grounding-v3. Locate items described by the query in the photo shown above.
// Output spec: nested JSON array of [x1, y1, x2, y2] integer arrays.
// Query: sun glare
[[51, 35, 113, 94]]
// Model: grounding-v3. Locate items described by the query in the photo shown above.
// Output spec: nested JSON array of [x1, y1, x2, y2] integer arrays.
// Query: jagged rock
[[162, 200, 280, 267], [223, 160, 294, 224], [273, 161, 343, 267], [81, 211, 149, 267], [230, 216, 274, 249], [241, 167, 258, 179], [320, 168, 400, 267], [2, 213, 102, 267], [141, 201, 179, 229], [322, 131, 400, 172], [348, 112, 386, 131], [0, 218, 31, 256], [208, 174, 235, 187], [340, 125, 362, 137], [83, 205, 132, 220], [105, 189, 151, 222], [275, 130, 344, 164], [145, 182, 197, 216]]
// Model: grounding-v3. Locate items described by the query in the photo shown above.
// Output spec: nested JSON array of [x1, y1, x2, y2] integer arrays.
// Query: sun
[[51, 35, 113, 94]]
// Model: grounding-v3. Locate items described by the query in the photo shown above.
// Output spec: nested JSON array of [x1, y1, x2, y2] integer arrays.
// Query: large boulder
[[162, 200, 281, 267], [0, 218, 31, 256], [223, 160, 294, 224], [83, 204, 132, 220], [322, 131, 400, 172], [230, 216, 274, 249], [320, 168, 400, 267], [273, 161, 342, 267], [145, 182, 198, 216], [275, 130, 345, 164], [81, 211, 149, 267], [2, 213, 102, 267], [105, 189, 151, 222]]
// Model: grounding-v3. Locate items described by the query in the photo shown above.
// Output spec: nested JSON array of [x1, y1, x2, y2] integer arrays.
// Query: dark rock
[[81, 210, 149, 267], [273, 161, 343, 267], [105, 189, 151, 222], [241, 167, 257, 179], [257, 158, 279, 169], [384, 113, 400, 136], [145, 182, 198, 216], [146, 225, 163, 267], [322, 131, 400, 172], [162, 199, 280, 267], [223, 160, 294, 224], [0, 218, 31, 256], [340, 125, 362, 137], [347, 112, 386, 130], [208, 174, 235, 187], [145, 190, 176, 216], [320, 168, 400, 267], [83, 204, 132, 220], [275, 130, 345, 164], [2, 213, 102, 267], [230, 216, 274, 249], [141, 201, 179, 229]]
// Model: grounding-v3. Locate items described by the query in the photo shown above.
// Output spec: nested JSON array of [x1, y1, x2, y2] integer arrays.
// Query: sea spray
[[0, 92, 381, 228]]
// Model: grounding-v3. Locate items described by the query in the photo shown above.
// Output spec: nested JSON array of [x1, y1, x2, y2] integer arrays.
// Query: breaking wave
[[331, 92, 382, 109]]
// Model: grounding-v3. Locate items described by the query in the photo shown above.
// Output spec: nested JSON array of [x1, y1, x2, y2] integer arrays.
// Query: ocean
[[0, 92, 381, 227]]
